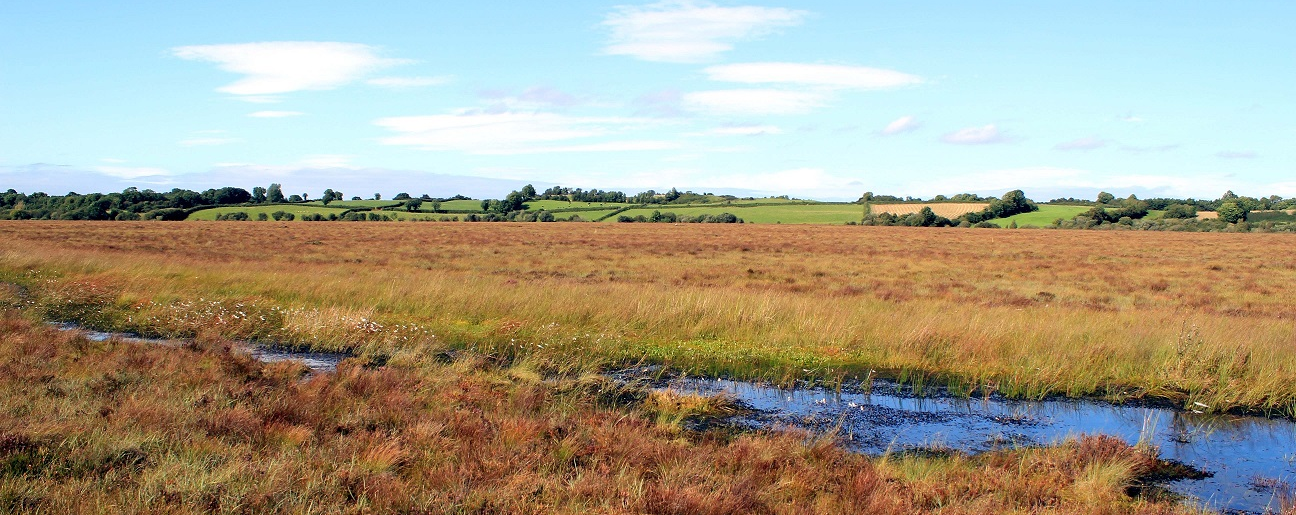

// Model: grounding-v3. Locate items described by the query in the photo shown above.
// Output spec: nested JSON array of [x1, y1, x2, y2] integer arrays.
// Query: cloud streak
[[941, 125, 1011, 145], [374, 110, 669, 154], [682, 89, 824, 115], [879, 116, 920, 135], [173, 41, 410, 96], [704, 62, 922, 90], [602, 1, 808, 63]]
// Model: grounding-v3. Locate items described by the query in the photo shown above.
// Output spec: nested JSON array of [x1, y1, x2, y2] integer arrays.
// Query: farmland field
[[186, 204, 349, 220], [523, 199, 634, 211], [991, 205, 1091, 227], [2, 221, 1294, 417], [869, 202, 988, 218], [305, 199, 401, 208], [611, 203, 863, 224]]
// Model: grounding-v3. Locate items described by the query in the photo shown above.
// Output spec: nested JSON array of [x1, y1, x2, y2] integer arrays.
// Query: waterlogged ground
[[648, 373, 1296, 514], [52, 324, 1296, 513], [55, 324, 349, 373]]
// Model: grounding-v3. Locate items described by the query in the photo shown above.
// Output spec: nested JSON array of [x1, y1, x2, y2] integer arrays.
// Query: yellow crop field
[[869, 203, 989, 218]]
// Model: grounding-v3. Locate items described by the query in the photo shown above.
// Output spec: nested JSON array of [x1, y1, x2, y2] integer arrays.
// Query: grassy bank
[[0, 314, 1200, 513], [1, 221, 1294, 417]]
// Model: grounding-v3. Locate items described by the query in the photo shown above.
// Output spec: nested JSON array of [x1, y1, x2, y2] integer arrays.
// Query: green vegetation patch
[[609, 203, 863, 224], [991, 205, 1091, 227], [187, 205, 349, 221]]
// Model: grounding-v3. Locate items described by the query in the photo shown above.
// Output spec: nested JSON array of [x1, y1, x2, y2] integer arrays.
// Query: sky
[[2, 1, 1293, 201]]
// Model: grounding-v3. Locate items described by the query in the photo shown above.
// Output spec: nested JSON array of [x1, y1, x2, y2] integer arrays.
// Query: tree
[[288, 194, 303, 203], [321, 188, 337, 205], [1217, 201, 1247, 223], [252, 187, 267, 203], [373, 193, 382, 201], [404, 198, 423, 212], [394, 192, 411, 200], [267, 183, 286, 203], [1162, 204, 1197, 219], [520, 184, 537, 200], [430, 200, 442, 213], [1096, 191, 1115, 204]]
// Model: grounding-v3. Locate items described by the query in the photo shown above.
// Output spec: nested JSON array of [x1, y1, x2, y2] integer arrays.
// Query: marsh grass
[[2, 221, 1294, 416], [0, 314, 1197, 514]]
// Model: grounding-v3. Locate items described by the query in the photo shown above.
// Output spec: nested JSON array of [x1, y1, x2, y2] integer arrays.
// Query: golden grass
[[0, 314, 1197, 514], [1, 221, 1295, 416], [869, 202, 989, 218]]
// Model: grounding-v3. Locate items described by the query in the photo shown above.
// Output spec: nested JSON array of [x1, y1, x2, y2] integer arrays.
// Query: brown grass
[[869, 202, 989, 217], [1, 221, 1295, 415], [0, 314, 1196, 514]]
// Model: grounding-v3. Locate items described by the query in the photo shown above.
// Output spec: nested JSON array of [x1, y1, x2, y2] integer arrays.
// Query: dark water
[[655, 375, 1295, 514], [53, 324, 349, 373]]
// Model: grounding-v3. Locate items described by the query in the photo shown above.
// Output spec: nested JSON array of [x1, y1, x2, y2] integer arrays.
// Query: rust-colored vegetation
[[0, 314, 1199, 514], [2, 221, 1295, 416]]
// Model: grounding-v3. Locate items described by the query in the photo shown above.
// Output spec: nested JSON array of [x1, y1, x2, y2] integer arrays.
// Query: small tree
[[394, 192, 411, 200], [267, 183, 286, 203], [373, 193, 382, 201], [288, 194, 303, 202], [1217, 202, 1247, 223], [520, 184, 537, 200], [1096, 191, 1115, 204], [430, 200, 442, 213], [321, 188, 337, 205], [404, 198, 423, 212], [252, 186, 267, 203]]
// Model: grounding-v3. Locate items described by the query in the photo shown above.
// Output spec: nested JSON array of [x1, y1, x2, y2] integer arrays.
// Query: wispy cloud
[[704, 62, 922, 89], [374, 110, 670, 154], [248, 110, 304, 118], [299, 155, 355, 168], [173, 41, 410, 96], [179, 137, 241, 147], [602, 1, 809, 63], [941, 124, 1011, 145], [1116, 113, 1145, 123], [1216, 150, 1257, 159], [99, 158, 127, 163], [1054, 136, 1108, 151], [879, 115, 920, 135], [682, 89, 825, 115], [707, 124, 782, 136], [93, 166, 172, 179], [1120, 144, 1178, 154], [366, 76, 451, 88], [479, 86, 599, 110]]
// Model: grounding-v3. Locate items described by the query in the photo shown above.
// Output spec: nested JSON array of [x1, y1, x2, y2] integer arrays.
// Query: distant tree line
[[860, 190, 1038, 227], [616, 211, 744, 223]]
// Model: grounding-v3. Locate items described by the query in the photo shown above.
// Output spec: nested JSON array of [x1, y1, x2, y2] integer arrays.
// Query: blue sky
[[2, 1, 1292, 201]]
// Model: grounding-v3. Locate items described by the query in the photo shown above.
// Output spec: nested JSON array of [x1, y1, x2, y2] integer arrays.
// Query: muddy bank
[[52, 323, 350, 373]]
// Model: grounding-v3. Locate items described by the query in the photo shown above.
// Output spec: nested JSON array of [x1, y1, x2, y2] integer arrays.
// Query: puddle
[[649, 374, 1296, 514], [52, 323, 349, 373]]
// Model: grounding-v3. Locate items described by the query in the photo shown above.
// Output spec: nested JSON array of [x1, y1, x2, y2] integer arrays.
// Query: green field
[[991, 205, 1091, 227], [187, 204, 349, 220], [608, 203, 863, 224], [306, 199, 401, 209], [523, 199, 633, 211]]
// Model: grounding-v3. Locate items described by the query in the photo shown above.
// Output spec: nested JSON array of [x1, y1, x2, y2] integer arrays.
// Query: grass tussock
[[1, 221, 1294, 415], [0, 314, 1197, 514]]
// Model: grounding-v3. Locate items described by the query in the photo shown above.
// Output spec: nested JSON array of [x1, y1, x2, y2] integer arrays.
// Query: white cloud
[[1120, 144, 1178, 154], [902, 166, 1245, 199], [173, 41, 410, 95], [1117, 113, 1145, 123], [248, 110, 304, 118], [602, 1, 808, 63], [374, 110, 667, 154], [100, 157, 127, 163], [682, 89, 825, 115], [1054, 136, 1108, 151], [608, 166, 861, 199], [704, 62, 922, 89], [1216, 150, 1257, 159], [93, 166, 172, 179], [941, 124, 1011, 145], [299, 155, 355, 168], [707, 125, 782, 136], [235, 96, 283, 104], [366, 76, 452, 88], [879, 115, 920, 135], [179, 137, 241, 147]]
